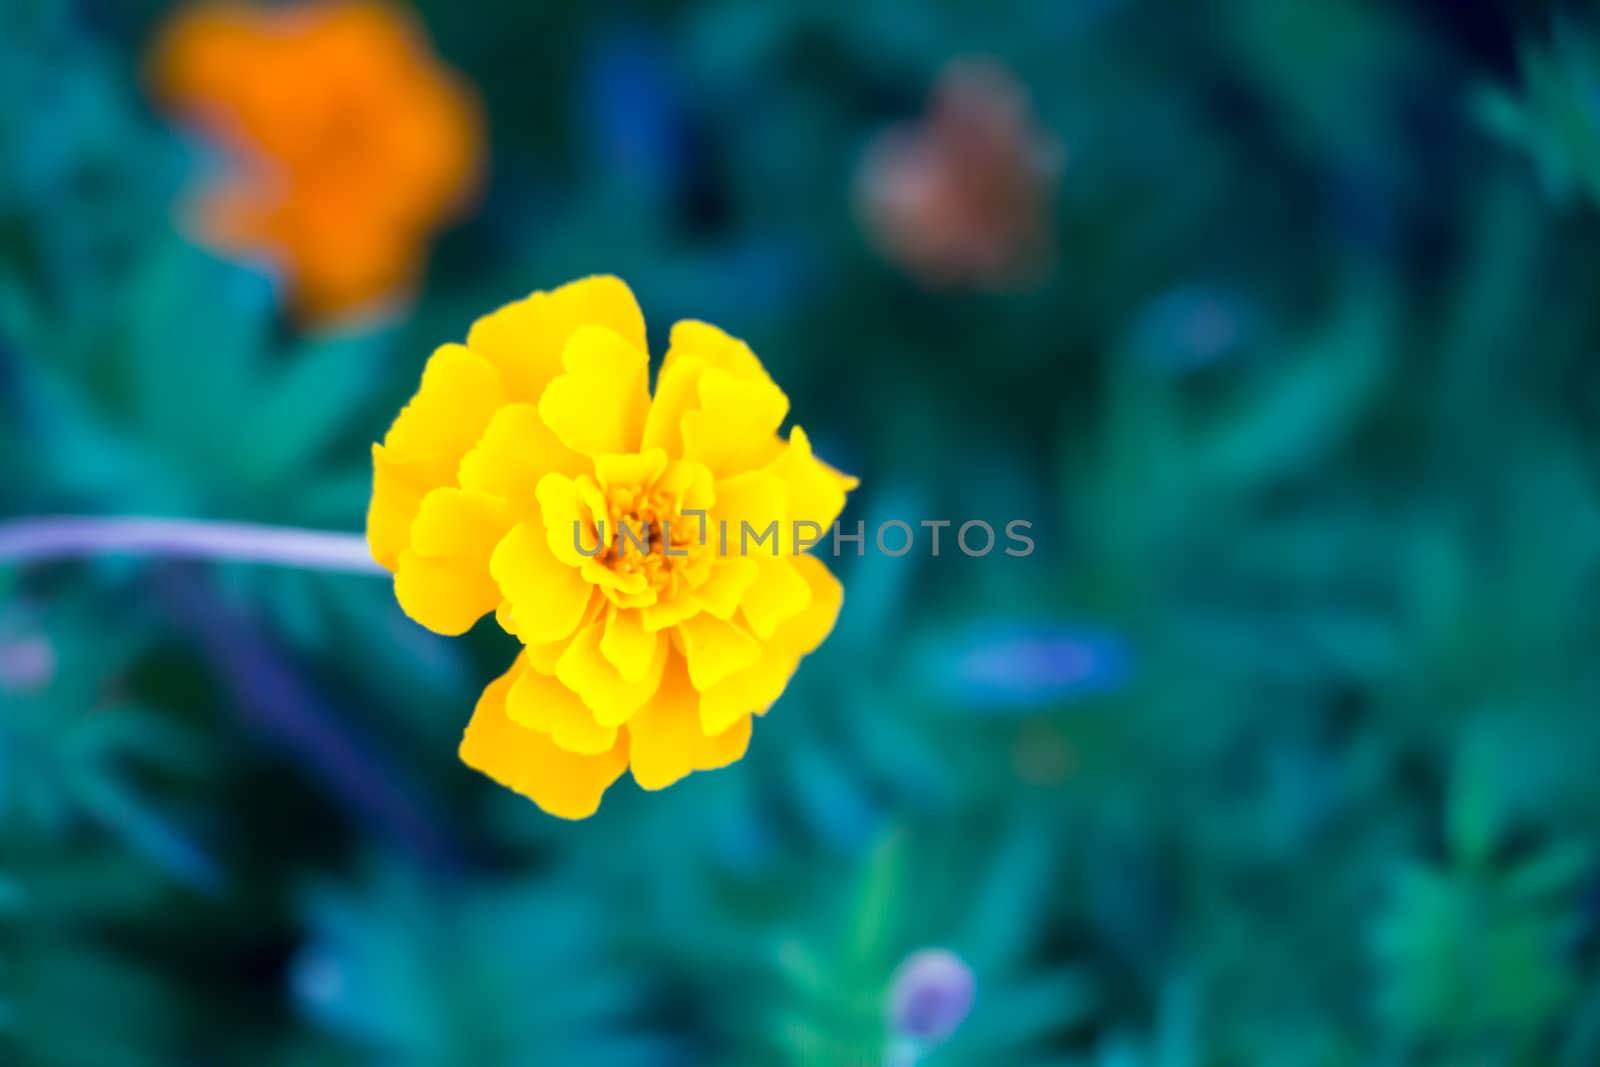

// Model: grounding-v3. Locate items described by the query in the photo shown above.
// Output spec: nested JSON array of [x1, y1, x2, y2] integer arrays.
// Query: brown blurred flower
[[148, 1, 484, 324], [856, 58, 1061, 288]]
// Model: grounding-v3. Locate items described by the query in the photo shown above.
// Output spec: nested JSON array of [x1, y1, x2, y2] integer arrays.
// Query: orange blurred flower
[[149, 1, 484, 323], [856, 58, 1061, 288]]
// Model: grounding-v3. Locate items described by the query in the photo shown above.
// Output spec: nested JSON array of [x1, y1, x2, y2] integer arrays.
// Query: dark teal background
[[5, 0, 1600, 1063]]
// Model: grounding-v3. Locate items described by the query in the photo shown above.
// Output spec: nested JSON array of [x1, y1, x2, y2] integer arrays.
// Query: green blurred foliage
[[5, 0, 1600, 1064]]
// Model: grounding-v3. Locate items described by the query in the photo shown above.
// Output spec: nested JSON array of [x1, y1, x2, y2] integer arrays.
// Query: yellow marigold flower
[[368, 276, 857, 818], [148, 0, 483, 323]]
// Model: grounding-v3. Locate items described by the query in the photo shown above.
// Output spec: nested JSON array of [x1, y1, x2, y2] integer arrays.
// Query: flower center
[[600, 486, 698, 593]]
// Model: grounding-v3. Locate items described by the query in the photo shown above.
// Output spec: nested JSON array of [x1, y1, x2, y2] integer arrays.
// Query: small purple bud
[[0, 636, 56, 693], [889, 948, 975, 1043]]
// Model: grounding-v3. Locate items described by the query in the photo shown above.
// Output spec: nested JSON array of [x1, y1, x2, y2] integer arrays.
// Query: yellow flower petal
[[556, 617, 668, 726], [367, 444, 427, 571], [699, 646, 799, 735], [600, 606, 660, 683], [392, 488, 512, 635], [394, 550, 501, 637], [625, 653, 706, 791], [506, 659, 618, 755], [656, 458, 717, 516], [495, 599, 519, 638], [739, 556, 814, 639], [624, 646, 755, 790], [647, 321, 788, 470], [681, 367, 788, 476], [368, 344, 508, 568], [767, 426, 856, 549], [710, 470, 789, 555], [594, 448, 670, 492], [490, 521, 595, 645], [676, 613, 762, 690], [512, 582, 600, 662], [580, 555, 652, 600], [696, 713, 753, 772], [380, 343, 509, 482], [698, 555, 841, 732], [537, 325, 651, 457], [408, 487, 512, 559], [497, 598, 597, 652], [640, 588, 704, 633], [458, 403, 586, 516], [776, 554, 845, 656], [630, 653, 757, 789], [459, 657, 628, 820], [534, 473, 610, 568], [692, 557, 760, 619], [659, 319, 775, 387], [466, 275, 646, 402], [640, 354, 705, 457]]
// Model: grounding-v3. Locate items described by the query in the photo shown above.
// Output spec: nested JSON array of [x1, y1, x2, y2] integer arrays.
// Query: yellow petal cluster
[[368, 277, 856, 818]]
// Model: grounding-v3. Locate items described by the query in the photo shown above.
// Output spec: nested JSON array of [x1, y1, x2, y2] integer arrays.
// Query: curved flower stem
[[0, 516, 384, 575]]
